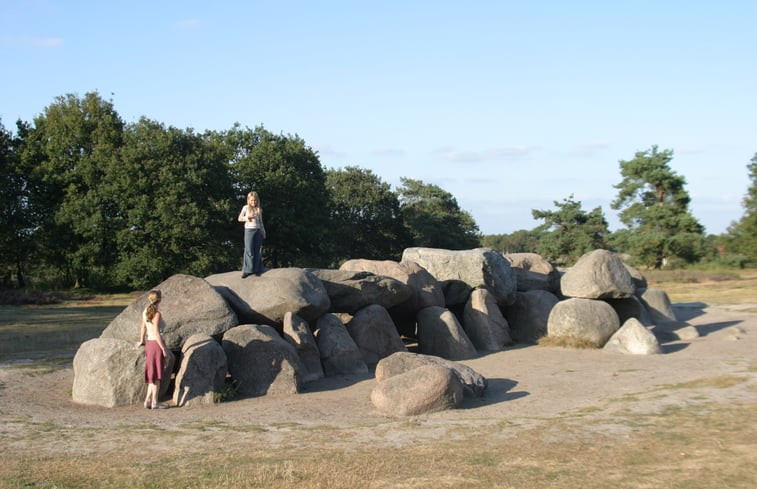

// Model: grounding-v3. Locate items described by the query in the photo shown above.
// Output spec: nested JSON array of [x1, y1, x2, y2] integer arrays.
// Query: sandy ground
[[1, 303, 756, 455]]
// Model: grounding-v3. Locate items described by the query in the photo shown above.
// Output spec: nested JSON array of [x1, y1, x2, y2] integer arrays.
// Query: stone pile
[[72, 247, 682, 416]]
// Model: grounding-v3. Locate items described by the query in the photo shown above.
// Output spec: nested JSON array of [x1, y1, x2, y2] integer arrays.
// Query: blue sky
[[2, 0, 755, 235]]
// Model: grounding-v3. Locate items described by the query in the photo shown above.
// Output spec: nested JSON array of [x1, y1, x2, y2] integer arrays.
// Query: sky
[[2, 0, 755, 236]]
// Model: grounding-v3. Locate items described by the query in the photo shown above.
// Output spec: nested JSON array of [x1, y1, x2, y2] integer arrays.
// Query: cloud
[[176, 19, 201, 28], [370, 148, 405, 158], [573, 140, 611, 157], [433, 145, 536, 162], [677, 145, 705, 155], [4, 36, 63, 47], [313, 144, 346, 159]]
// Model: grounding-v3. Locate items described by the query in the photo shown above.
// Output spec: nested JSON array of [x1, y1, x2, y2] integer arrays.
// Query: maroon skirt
[[144, 340, 165, 384]]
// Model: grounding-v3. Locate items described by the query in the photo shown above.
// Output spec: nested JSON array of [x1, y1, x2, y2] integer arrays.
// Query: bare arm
[[136, 318, 146, 348]]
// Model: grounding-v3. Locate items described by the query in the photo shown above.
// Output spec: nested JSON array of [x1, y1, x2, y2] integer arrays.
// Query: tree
[[109, 118, 236, 289], [0, 119, 31, 287], [611, 145, 705, 268], [481, 229, 541, 254], [20, 92, 125, 287], [531, 194, 609, 264], [325, 166, 409, 264], [225, 126, 330, 268], [397, 178, 480, 249], [725, 153, 757, 264]]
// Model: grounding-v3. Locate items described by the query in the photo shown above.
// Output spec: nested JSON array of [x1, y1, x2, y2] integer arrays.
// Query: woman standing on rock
[[136, 290, 169, 409], [238, 191, 267, 278]]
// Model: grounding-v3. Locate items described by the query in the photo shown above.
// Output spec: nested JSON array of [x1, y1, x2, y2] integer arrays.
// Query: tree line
[[1, 92, 755, 291]]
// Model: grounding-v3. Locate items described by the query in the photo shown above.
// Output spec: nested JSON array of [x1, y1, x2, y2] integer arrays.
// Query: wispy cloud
[[370, 148, 405, 158], [573, 140, 611, 157], [314, 144, 346, 159], [176, 19, 201, 28], [3, 36, 63, 47], [677, 145, 705, 155], [433, 145, 536, 162]]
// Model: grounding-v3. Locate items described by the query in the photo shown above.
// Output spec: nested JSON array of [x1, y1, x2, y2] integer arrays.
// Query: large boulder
[[100, 274, 238, 350], [370, 364, 464, 417], [307, 269, 412, 314], [282, 312, 324, 383], [547, 298, 621, 347], [462, 288, 511, 351], [401, 247, 517, 307], [603, 318, 662, 355], [416, 306, 477, 360], [638, 287, 678, 323], [314, 313, 369, 376], [375, 351, 486, 398], [605, 296, 654, 326], [504, 252, 560, 292], [503, 290, 560, 343], [346, 304, 407, 367], [72, 337, 175, 407], [339, 259, 445, 310], [206, 268, 330, 326], [172, 334, 228, 407], [221, 324, 305, 396], [560, 250, 635, 300]]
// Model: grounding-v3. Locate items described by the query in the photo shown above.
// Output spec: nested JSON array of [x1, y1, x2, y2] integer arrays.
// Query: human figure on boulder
[[135, 290, 169, 409], [238, 191, 267, 278]]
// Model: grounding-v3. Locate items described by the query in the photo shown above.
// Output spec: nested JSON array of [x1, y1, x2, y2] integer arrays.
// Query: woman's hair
[[145, 290, 161, 322], [247, 191, 261, 216]]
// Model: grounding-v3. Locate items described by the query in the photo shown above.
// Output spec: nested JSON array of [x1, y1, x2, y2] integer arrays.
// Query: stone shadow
[[459, 378, 528, 409]]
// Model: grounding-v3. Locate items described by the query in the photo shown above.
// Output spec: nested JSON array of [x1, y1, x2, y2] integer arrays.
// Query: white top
[[238, 205, 265, 231]]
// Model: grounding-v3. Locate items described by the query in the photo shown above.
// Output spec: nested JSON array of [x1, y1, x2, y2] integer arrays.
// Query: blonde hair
[[247, 191, 261, 217], [145, 290, 161, 322]]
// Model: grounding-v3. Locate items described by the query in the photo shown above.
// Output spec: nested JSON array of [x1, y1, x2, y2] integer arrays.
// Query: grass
[[0, 401, 754, 488], [645, 268, 757, 311], [0, 293, 137, 358]]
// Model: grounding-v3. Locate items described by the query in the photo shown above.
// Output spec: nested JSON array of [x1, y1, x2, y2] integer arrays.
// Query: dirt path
[[1, 304, 755, 456]]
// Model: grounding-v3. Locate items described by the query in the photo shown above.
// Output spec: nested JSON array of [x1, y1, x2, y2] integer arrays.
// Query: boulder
[[605, 296, 654, 326], [172, 334, 228, 407], [307, 268, 412, 314], [504, 252, 560, 292], [624, 263, 648, 290], [401, 247, 517, 307], [282, 312, 324, 383], [206, 268, 330, 326], [375, 351, 486, 398], [603, 318, 662, 355], [314, 313, 369, 376], [560, 249, 635, 300], [547, 298, 621, 347], [346, 304, 407, 367], [339, 259, 445, 310], [416, 306, 477, 360], [72, 337, 175, 407], [503, 290, 560, 343], [370, 364, 464, 417], [462, 288, 512, 351], [100, 274, 238, 350], [638, 287, 678, 323], [221, 324, 305, 396]]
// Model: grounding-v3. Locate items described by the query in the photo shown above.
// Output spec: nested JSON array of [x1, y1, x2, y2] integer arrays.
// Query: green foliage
[[531, 195, 609, 264], [325, 166, 409, 265], [20, 92, 126, 288], [397, 177, 480, 249], [481, 230, 541, 254], [611, 145, 705, 268], [724, 153, 757, 265], [110, 118, 237, 289], [225, 125, 330, 268], [0, 119, 30, 287]]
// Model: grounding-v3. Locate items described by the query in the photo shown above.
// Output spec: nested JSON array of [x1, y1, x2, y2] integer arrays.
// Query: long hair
[[247, 191, 262, 218], [145, 290, 161, 322]]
